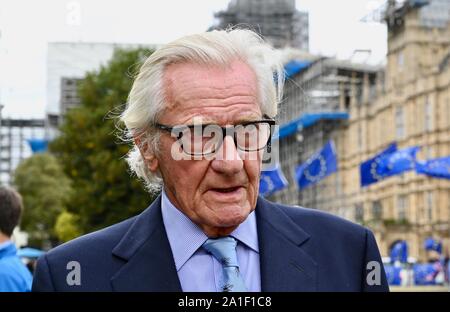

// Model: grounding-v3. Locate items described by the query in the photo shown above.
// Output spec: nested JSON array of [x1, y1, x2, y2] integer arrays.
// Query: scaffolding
[[211, 0, 309, 50], [362, 0, 450, 31], [0, 119, 46, 185], [270, 55, 380, 216]]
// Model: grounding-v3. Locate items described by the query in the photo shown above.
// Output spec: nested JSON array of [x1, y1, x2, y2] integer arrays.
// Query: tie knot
[[202, 236, 239, 267]]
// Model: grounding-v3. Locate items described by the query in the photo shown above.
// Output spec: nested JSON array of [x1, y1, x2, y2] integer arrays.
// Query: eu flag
[[295, 141, 337, 189], [416, 156, 450, 179], [360, 143, 397, 187], [384, 264, 402, 286], [378, 146, 420, 176], [390, 240, 408, 263], [424, 237, 442, 254], [413, 263, 441, 285], [259, 166, 288, 196]]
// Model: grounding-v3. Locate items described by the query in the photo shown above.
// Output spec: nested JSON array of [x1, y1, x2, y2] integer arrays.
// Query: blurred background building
[[46, 42, 158, 138], [269, 0, 450, 261], [210, 0, 309, 50], [1, 42, 157, 185], [0, 118, 46, 185]]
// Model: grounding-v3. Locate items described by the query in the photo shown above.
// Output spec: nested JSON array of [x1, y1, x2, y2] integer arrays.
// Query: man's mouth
[[207, 185, 246, 201], [211, 186, 241, 193]]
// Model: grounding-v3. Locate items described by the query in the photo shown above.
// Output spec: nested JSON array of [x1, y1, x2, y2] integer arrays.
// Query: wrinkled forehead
[[160, 60, 261, 125], [163, 60, 258, 98]]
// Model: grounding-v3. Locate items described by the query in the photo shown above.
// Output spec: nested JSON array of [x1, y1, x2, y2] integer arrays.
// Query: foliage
[[50, 48, 156, 234], [13, 153, 72, 246], [54, 211, 82, 243]]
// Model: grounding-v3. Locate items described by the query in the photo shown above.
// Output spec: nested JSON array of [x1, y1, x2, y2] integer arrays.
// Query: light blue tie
[[202, 236, 248, 292]]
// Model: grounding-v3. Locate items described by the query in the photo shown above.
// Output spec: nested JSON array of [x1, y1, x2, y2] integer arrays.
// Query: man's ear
[[134, 136, 159, 172]]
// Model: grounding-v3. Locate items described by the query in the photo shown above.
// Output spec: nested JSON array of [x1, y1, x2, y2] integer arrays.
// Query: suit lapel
[[256, 198, 318, 291], [110, 195, 182, 291], [109, 195, 317, 292]]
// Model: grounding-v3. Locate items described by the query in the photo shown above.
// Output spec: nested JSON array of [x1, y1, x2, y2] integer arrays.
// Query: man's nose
[[210, 135, 244, 174]]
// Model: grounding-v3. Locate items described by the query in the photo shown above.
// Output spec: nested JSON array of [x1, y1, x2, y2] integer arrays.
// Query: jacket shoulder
[[33, 215, 139, 291], [260, 200, 388, 291], [271, 201, 369, 238]]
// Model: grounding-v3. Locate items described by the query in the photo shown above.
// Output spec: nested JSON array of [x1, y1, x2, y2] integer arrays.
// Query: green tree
[[13, 153, 72, 247], [54, 211, 82, 243], [50, 48, 155, 234]]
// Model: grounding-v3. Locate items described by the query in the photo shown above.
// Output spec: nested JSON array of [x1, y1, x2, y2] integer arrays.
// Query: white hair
[[120, 28, 284, 193]]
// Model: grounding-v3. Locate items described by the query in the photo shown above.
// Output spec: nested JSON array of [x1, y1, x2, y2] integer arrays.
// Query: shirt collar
[[230, 211, 259, 254], [161, 190, 259, 272], [0, 240, 13, 250], [0, 240, 17, 259]]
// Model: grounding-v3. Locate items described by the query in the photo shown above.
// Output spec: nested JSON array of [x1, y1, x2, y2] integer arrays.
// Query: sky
[[0, 0, 387, 118]]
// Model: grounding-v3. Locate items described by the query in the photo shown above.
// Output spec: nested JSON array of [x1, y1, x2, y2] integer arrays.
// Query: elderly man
[[32, 29, 388, 292]]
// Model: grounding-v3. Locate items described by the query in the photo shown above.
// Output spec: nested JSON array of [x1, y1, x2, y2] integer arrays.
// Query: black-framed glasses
[[154, 115, 276, 156]]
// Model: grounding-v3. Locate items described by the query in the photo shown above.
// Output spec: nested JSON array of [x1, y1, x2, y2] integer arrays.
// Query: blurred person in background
[[0, 186, 32, 292]]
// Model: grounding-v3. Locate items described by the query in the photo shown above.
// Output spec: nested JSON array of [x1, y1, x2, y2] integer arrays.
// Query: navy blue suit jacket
[[32, 196, 389, 291]]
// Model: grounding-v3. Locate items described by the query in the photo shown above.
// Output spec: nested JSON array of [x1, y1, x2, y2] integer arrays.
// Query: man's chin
[[209, 205, 251, 227], [202, 213, 248, 237]]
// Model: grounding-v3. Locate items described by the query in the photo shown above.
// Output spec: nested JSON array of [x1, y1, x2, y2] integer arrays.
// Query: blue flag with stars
[[378, 146, 420, 177], [295, 141, 337, 189], [424, 237, 442, 254], [416, 156, 450, 179], [259, 166, 288, 197], [390, 240, 408, 263], [360, 143, 397, 187]]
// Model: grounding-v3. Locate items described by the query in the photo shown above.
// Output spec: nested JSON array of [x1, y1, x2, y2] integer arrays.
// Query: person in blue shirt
[[0, 186, 32, 292]]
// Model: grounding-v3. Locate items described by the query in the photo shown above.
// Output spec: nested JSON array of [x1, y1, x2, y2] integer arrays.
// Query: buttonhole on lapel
[[290, 261, 313, 280]]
